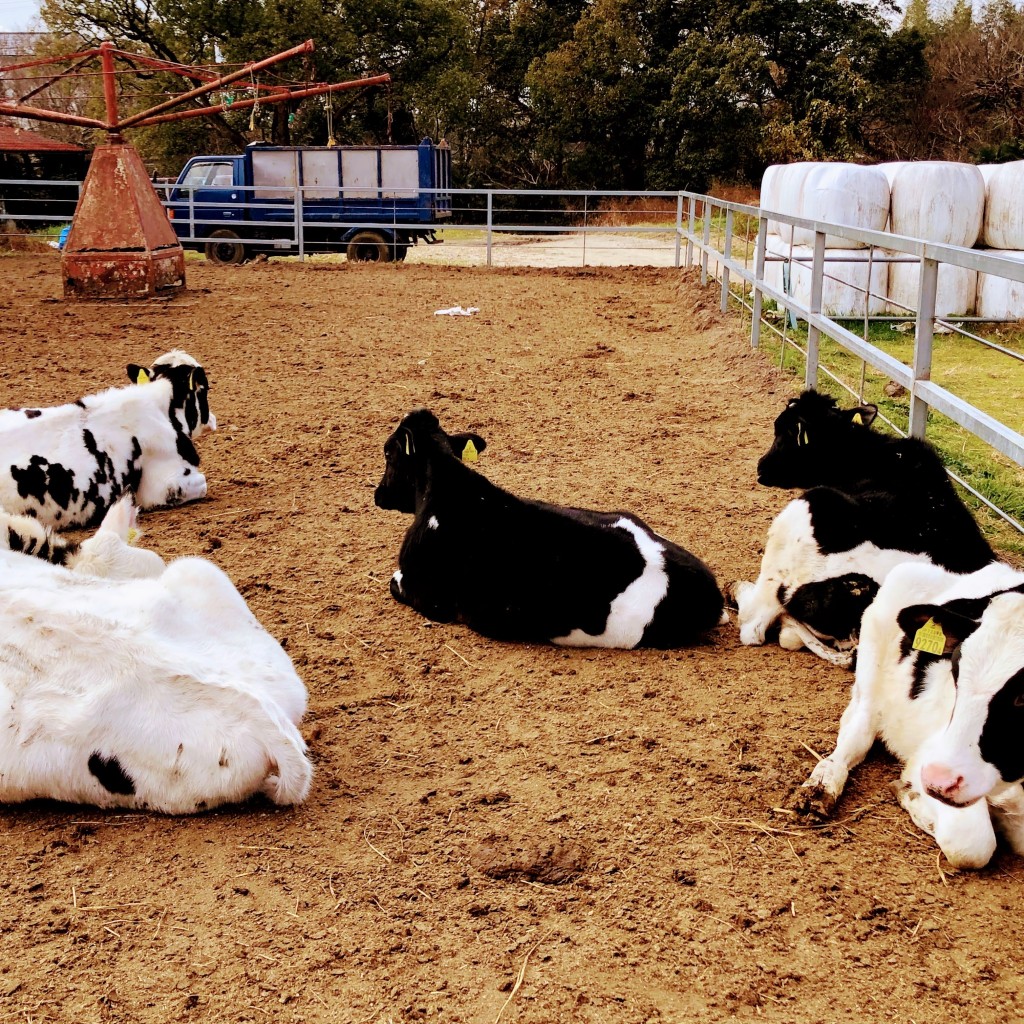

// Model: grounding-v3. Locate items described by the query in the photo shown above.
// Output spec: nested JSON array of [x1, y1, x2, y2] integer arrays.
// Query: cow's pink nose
[[921, 763, 964, 801]]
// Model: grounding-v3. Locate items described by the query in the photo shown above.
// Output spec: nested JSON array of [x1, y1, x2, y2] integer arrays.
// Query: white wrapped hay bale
[[761, 162, 817, 243], [887, 257, 977, 317], [981, 161, 1024, 249], [765, 238, 888, 316], [976, 250, 1024, 320], [876, 162, 909, 188], [889, 162, 985, 247], [792, 163, 890, 248]]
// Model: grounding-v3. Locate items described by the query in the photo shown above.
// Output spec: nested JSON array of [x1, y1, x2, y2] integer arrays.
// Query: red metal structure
[[0, 41, 389, 298]]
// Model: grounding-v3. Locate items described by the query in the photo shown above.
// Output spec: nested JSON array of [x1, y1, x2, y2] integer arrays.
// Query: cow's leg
[[789, 682, 878, 818], [989, 782, 1024, 858], [778, 615, 854, 669], [389, 568, 457, 623], [734, 500, 814, 646]]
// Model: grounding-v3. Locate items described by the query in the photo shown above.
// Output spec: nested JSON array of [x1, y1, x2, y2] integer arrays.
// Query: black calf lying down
[[732, 390, 995, 667], [374, 409, 724, 648]]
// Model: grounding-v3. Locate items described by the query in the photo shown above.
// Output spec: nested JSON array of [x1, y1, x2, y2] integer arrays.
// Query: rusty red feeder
[[0, 41, 388, 299]]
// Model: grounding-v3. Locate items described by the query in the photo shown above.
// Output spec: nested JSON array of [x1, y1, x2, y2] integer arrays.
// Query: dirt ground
[[1, 252, 1022, 1024]]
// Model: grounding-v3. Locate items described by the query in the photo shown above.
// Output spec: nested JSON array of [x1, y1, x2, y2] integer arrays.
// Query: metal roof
[[0, 124, 86, 153]]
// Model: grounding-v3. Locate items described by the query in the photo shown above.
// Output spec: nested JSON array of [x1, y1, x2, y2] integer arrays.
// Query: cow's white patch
[[427, 516, 440, 530], [552, 518, 669, 648], [392, 569, 404, 594]]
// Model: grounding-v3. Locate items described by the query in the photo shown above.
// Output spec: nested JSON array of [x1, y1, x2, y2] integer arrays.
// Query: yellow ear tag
[[136, 369, 150, 385], [462, 439, 478, 462], [126, 526, 140, 546], [852, 412, 864, 426], [188, 369, 196, 391], [798, 426, 809, 447], [913, 618, 947, 656], [404, 434, 411, 456]]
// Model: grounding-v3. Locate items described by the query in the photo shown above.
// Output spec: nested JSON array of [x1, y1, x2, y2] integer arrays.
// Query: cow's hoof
[[786, 783, 836, 821], [723, 580, 748, 611]]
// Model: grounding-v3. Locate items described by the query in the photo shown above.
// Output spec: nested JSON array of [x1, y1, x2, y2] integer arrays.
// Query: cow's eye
[[1014, 693, 1024, 708]]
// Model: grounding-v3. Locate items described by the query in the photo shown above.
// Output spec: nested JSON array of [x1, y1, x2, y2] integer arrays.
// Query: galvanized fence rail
[[3, 178, 1022, 530], [677, 191, 1024, 533]]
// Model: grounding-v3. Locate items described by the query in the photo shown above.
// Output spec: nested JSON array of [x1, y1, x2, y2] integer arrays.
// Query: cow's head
[[374, 408, 486, 513], [756, 390, 877, 488], [128, 350, 217, 438], [897, 594, 1024, 808]]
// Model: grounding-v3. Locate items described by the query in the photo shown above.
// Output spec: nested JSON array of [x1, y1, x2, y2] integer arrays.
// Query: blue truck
[[166, 138, 452, 264]]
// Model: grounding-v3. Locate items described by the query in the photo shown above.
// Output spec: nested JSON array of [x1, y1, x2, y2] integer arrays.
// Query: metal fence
[[3, 177, 1022, 530], [678, 191, 1024, 534]]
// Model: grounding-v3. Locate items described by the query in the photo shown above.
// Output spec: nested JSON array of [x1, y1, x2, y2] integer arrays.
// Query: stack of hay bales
[[975, 161, 1024, 320], [759, 159, 1024, 320], [761, 162, 889, 316]]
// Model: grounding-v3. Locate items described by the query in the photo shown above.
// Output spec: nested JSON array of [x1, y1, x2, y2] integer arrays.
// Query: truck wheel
[[205, 229, 247, 265], [394, 243, 409, 262], [346, 230, 392, 263]]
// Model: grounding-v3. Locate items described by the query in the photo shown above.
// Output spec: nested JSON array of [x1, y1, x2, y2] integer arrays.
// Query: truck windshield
[[181, 161, 234, 188]]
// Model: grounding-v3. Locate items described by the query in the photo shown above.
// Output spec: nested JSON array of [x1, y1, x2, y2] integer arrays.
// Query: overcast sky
[[0, 0, 40, 33]]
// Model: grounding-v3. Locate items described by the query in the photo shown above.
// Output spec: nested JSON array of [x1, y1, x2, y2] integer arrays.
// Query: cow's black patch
[[7, 526, 24, 552], [11, 456, 79, 510], [979, 667, 1024, 782], [175, 432, 200, 467], [88, 753, 136, 795], [23, 409, 41, 419]]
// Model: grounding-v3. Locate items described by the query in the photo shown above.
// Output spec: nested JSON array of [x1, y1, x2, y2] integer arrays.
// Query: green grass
[[750, 311, 1024, 560]]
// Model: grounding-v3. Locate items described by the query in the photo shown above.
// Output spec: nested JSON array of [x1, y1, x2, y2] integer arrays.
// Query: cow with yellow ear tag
[[0, 349, 216, 529], [374, 408, 724, 649], [730, 389, 995, 668]]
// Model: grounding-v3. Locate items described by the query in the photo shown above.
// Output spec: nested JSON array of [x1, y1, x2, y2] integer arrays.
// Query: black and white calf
[[791, 560, 1024, 869], [732, 391, 995, 666], [1, 495, 165, 579], [0, 350, 216, 529], [374, 409, 724, 648], [0, 541, 310, 813]]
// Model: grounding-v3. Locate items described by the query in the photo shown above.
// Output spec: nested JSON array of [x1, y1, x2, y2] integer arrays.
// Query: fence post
[[486, 191, 493, 267], [294, 185, 304, 261], [909, 256, 939, 439], [700, 203, 711, 286], [805, 230, 826, 388], [674, 193, 683, 269], [686, 197, 695, 267], [720, 208, 733, 312], [751, 216, 767, 350]]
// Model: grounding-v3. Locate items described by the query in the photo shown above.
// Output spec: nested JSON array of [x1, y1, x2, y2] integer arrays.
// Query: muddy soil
[[1, 253, 1021, 1024]]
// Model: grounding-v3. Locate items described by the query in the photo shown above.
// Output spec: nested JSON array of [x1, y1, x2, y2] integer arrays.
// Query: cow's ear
[[897, 604, 980, 657], [128, 364, 150, 385], [449, 432, 487, 462], [847, 404, 877, 429]]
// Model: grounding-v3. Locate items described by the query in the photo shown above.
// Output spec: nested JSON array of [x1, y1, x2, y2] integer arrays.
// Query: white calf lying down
[[0, 549, 310, 813], [791, 560, 1024, 869], [2, 496, 164, 579], [0, 350, 216, 529]]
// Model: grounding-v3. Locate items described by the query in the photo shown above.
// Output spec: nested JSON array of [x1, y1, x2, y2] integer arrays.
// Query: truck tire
[[346, 230, 392, 263], [205, 229, 247, 265], [394, 243, 409, 262]]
